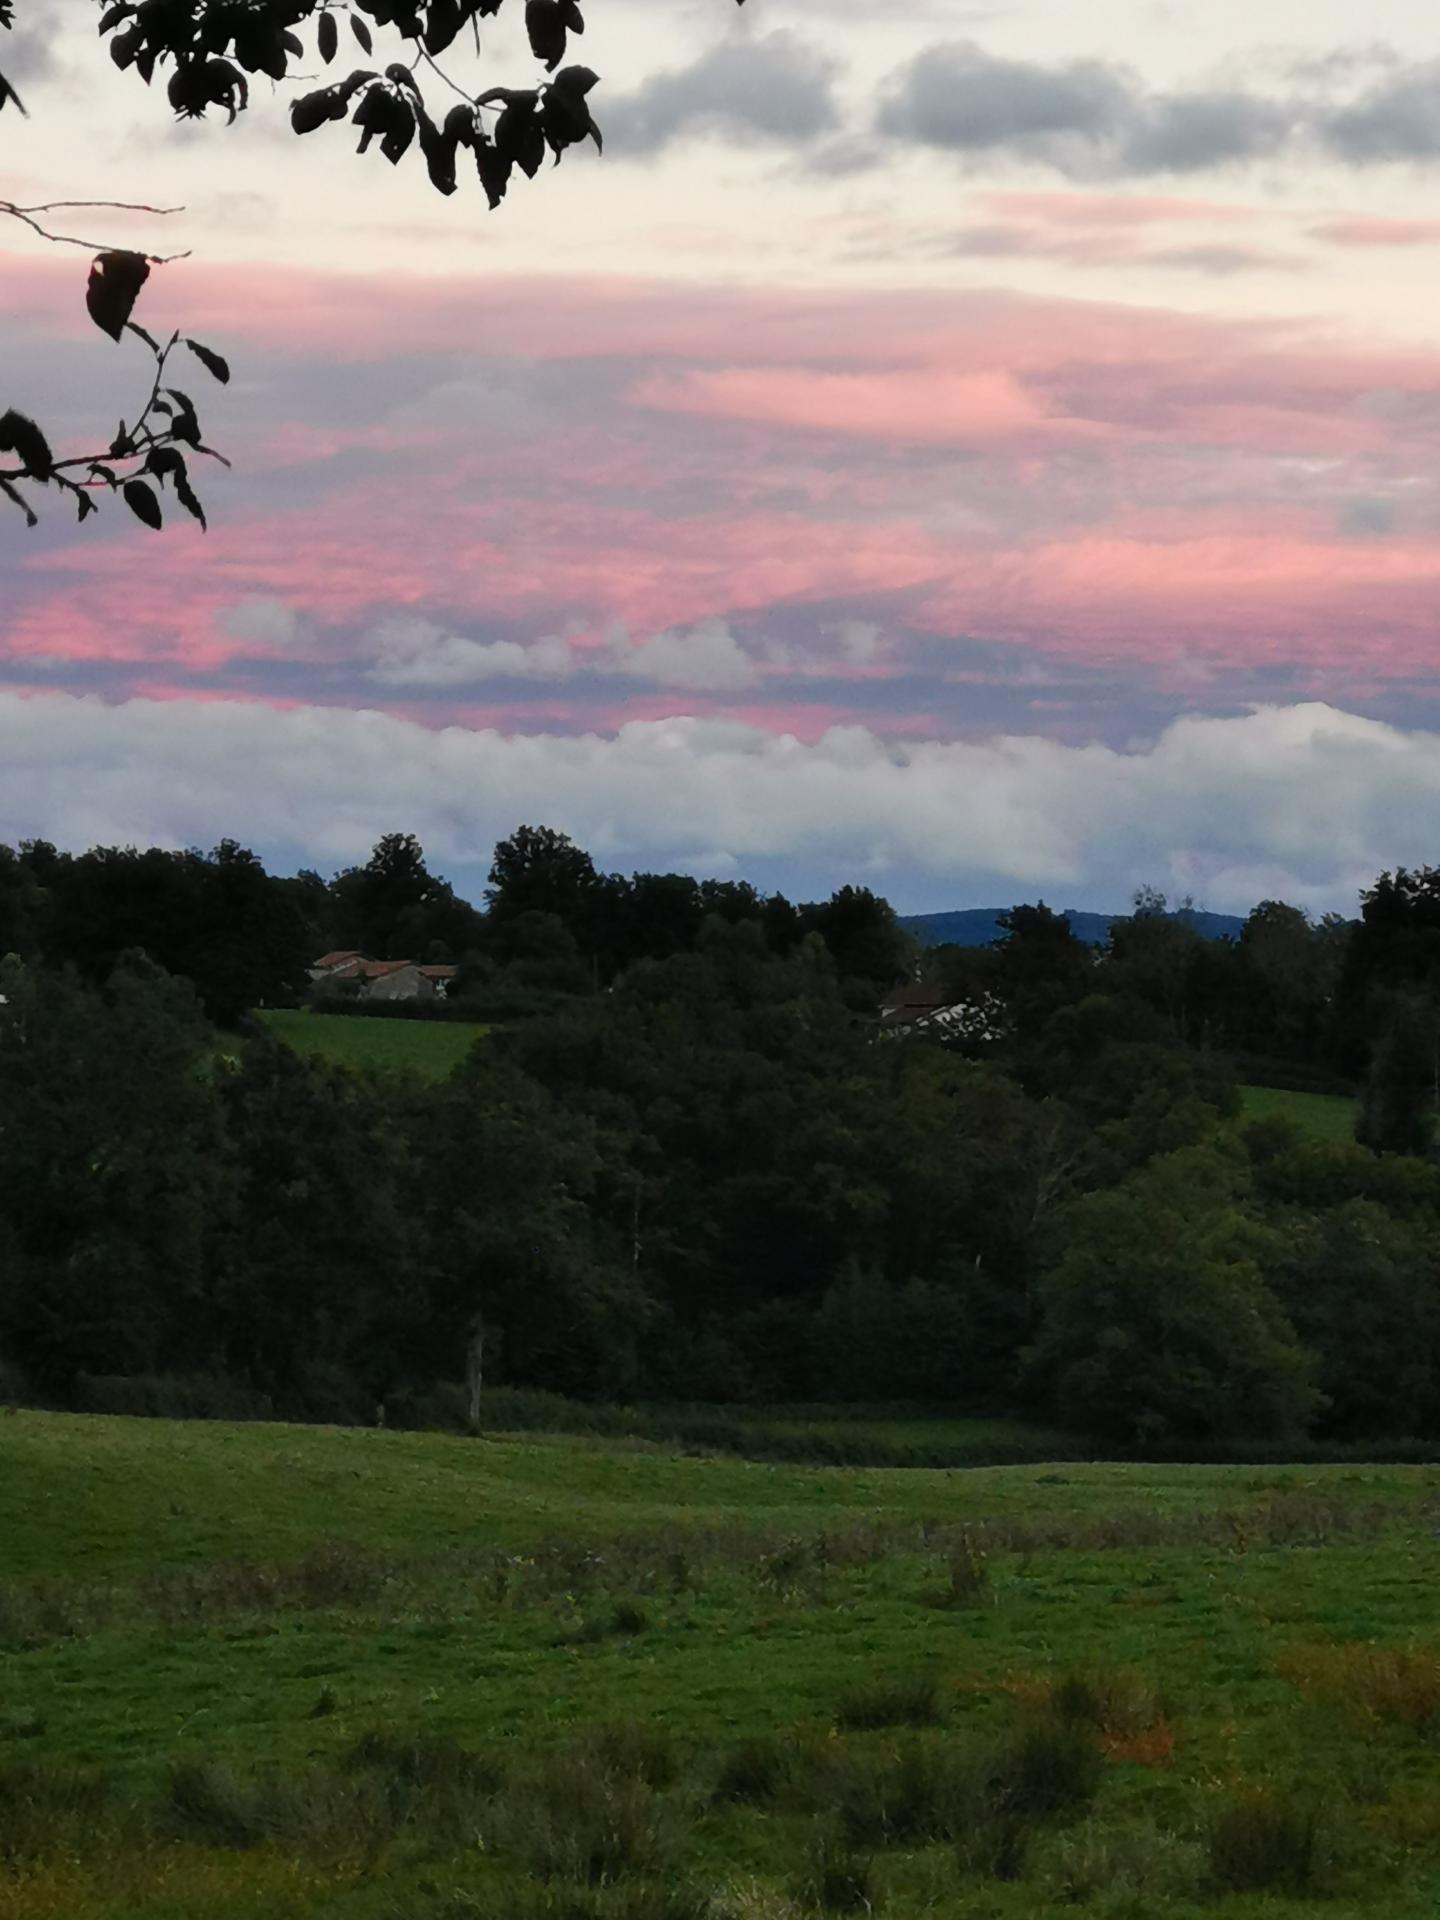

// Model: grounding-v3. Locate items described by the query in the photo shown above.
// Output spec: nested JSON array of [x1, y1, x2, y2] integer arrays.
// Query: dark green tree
[[1355, 993, 1437, 1158], [0, 954, 226, 1390], [487, 825, 599, 931], [1030, 1143, 1320, 1445]]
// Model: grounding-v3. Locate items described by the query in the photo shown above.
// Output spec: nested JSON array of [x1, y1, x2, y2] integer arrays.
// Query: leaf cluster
[[0, 307, 229, 530], [90, 0, 743, 213]]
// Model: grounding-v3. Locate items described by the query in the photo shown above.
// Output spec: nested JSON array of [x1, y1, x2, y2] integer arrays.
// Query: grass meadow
[[1238, 1083, 1357, 1142], [255, 1010, 490, 1080], [3, 1412, 1440, 1919]]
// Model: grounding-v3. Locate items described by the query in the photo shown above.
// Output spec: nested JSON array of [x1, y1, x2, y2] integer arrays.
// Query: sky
[[5, 0, 1440, 914]]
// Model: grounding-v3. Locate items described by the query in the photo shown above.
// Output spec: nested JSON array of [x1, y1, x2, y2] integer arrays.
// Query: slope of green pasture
[[1240, 1082, 1357, 1142], [4, 1412, 1440, 1920], [0, 1411, 1329, 1582], [255, 1008, 488, 1078]]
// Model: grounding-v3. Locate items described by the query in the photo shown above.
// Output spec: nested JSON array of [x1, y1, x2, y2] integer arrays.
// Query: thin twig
[[0, 200, 190, 259], [10, 199, 184, 216], [417, 46, 475, 105]]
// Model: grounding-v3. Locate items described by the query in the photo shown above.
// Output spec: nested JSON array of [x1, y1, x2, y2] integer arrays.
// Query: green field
[[256, 1009, 489, 1079], [1239, 1082, 1358, 1142], [4, 1413, 1440, 1920]]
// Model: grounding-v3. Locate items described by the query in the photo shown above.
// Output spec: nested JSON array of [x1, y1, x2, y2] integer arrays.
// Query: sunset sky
[[6, 0, 1440, 913]]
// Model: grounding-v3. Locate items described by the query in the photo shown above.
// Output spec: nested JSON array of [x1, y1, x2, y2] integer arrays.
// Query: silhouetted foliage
[[2, 0, 741, 527]]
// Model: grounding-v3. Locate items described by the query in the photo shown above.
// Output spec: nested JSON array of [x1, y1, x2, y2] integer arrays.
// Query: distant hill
[[899, 904, 1248, 950]]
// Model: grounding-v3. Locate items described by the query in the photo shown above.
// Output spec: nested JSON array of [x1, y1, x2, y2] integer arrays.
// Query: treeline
[[0, 826, 912, 1025], [924, 879, 1440, 1155], [5, 842, 1440, 1448]]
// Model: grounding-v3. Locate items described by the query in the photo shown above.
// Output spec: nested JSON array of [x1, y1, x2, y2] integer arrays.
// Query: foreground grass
[[255, 1009, 489, 1079], [1239, 1083, 1357, 1142], [3, 1412, 1439, 1920]]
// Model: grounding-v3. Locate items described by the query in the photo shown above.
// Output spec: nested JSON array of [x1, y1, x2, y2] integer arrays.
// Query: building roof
[[356, 959, 414, 979], [314, 950, 365, 970], [416, 964, 458, 980], [880, 986, 950, 1014]]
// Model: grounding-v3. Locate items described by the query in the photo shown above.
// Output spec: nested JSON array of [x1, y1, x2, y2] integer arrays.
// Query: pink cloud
[[10, 261, 1440, 719], [632, 366, 1060, 445], [1310, 217, 1440, 248], [979, 192, 1260, 229]]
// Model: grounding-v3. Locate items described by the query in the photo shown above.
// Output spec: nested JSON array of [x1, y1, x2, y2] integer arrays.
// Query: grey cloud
[[1322, 63, 1440, 161], [1146, 243, 1302, 275], [1337, 496, 1397, 536], [607, 29, 840, 154], [1120, 90, 1293, 172], [876, 43, 1130, 162], [874, 39, 1440, 177]]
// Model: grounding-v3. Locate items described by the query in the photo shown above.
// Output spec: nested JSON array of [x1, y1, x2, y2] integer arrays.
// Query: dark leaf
[[424, 0, 464, 56], [318, 10, 338, 63], [291, 84, 338, 134], [148, 447, 207, 530], [88, 463, 119, 487], [86, 251, 151, 341], [97, 2, 134, 30], [351, 13, 373, 52], [185, 339, 231, 384], [123, 479, 163, 529], [76, 491, 98, 523], [0, 68, 26, 115], [109, 23, 141, 68], [0, 409, 54, 478], [379, 92, 416, 163], [417, 105, 459, 193], [0, 478, 37, 528], [474, 138, 511, 209], [126, 319, 160, 352], [525, 0, 566, 70], [173, 475, 207, 529], [163, 390, 203, 447]]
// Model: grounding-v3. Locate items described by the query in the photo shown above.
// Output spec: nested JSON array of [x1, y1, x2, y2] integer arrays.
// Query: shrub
[[1040, 1817, 1205, 1905], [163, 1762, 267, 1849], [494, 1743, 667, 1881], [1278, 1641, 1440, 1730], [794, 1827, 874, 1914], [990, 1716, 1103, 1822], [835, 1672, 943, 1731], [933, 1536, 990, 1609], [584, 1720, 681, 1789], [820, 1740, 986, 1849], [0, 1760, 113, 1864], [713, 1736, 794, 1805], [1205, 1788, 1328, 1893], [343, 1731, 503, 1838], [1046, 1667, 1173, 1763], [955, 1815, 1028, 1881]]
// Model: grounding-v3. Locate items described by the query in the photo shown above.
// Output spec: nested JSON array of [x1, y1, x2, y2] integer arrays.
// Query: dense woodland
[[4, 828, 1440, 1448]]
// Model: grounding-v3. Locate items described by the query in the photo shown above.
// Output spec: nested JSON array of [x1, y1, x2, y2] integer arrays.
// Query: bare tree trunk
[[465, 1313, 485, 1428]]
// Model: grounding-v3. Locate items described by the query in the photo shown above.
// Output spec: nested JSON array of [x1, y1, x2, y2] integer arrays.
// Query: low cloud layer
[[0, 691, 1434, 914]]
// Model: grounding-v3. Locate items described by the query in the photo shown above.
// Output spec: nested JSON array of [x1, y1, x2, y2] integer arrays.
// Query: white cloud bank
[[364, 615, 764, 691], [0, 693, 1434, 911]]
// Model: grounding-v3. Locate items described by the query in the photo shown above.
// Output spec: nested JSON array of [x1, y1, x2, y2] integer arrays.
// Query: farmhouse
[[309, 952, 458, 1003]]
